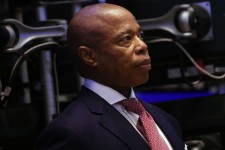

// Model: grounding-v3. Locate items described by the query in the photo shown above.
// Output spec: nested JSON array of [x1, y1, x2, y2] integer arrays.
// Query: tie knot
[[119, 98, 145, 115]]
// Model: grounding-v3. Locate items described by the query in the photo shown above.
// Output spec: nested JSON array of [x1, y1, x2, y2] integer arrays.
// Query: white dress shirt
[[83, 78, 174, 149]]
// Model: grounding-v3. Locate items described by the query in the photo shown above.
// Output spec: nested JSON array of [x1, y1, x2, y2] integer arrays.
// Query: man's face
[[94, 9, 151, 90]]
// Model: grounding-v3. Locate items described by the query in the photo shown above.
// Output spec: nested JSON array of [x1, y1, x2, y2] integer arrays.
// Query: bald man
[[35, 3, 186, 150]]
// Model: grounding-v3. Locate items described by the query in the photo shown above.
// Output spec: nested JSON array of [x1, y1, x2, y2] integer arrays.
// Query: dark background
[[1, 0, 225, 149]]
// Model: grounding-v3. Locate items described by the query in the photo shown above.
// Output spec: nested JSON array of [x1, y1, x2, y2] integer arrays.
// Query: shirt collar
[[83, 78, 136, 105]]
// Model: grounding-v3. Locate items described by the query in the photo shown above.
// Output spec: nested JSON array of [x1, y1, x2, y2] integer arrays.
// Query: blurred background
[[0, 0, 225, 149]]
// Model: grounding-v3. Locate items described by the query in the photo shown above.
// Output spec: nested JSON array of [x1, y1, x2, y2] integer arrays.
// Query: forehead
[[99, 11, 140, 37], [108, 19, 140, 41], [75, 5, 140, 44]]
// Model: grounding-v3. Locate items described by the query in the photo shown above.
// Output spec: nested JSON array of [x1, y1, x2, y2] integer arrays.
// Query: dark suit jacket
[[35, 86, 185, 150]]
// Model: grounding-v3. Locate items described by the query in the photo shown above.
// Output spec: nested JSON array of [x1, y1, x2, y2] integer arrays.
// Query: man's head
[[67, 3, 151, 93]]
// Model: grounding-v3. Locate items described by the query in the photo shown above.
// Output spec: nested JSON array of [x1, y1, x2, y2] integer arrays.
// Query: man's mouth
[[137, 59, 151, 71]]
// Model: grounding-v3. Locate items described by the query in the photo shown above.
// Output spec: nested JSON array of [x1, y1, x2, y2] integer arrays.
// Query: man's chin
[[133, 77, 149, 87]]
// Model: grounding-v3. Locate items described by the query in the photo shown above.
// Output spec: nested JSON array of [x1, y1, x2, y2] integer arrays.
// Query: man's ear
[[78, 46, 98, 67]]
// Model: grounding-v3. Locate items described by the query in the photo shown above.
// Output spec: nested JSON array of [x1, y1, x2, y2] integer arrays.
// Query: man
[[35, 3, 186, 150]]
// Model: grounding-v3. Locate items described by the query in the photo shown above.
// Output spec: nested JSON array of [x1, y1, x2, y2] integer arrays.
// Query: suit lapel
[[80, 87, 150, 150], [100, 103, 150, 150]]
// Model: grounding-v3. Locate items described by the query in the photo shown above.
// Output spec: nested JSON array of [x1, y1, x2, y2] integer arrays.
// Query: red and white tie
[[120, 98, 169, 150]]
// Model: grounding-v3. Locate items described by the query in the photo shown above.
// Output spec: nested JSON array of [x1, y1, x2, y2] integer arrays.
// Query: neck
[[115, 88, 131, 98], [101, 81, 132, 98], [84, 78, 132, 98]]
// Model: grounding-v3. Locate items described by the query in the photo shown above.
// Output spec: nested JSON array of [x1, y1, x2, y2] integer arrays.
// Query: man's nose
[[134, 36, 149, 55]]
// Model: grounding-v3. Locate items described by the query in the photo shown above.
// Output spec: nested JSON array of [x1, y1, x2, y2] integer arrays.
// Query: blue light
[[135, 91, 214, 103]]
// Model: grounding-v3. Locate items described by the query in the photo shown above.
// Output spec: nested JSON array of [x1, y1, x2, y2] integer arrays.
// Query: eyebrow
[[117, 26, 143, 38]]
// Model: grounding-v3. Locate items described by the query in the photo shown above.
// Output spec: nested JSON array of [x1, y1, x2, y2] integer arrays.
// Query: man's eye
[[121, 36, 131, 42], [118, 36, 132, 46], [138, 32, 144, 41]]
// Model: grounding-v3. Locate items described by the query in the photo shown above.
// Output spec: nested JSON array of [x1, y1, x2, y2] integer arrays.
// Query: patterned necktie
[[120, 98, 169, 150]]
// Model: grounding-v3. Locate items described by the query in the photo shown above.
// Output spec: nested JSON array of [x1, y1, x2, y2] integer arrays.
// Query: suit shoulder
[[49, 98, 94, 131]]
